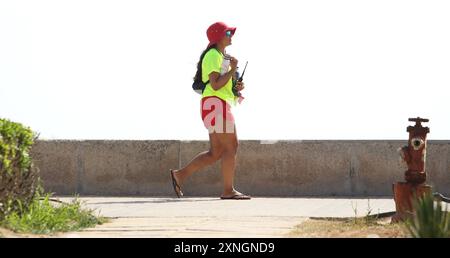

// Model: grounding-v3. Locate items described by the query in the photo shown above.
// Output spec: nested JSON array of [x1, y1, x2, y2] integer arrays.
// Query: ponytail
[[193, 44, 217, 82]]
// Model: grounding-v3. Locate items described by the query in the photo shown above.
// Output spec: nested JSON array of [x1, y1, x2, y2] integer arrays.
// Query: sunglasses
[[225, 30, 233, 38]]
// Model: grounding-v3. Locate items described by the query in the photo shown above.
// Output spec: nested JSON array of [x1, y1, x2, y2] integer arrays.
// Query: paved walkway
[[54, 197, 395, 238]]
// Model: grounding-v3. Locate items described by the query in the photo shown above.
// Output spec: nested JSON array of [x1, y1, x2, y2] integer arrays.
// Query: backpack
[[192, 78, 209, 95]]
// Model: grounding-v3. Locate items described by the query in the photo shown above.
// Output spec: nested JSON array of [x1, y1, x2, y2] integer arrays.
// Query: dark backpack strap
[[202, 80, 210, 93], [198, 47, 215, 93]]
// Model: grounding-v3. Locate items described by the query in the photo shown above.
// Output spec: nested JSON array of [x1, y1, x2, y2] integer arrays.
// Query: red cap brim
[[228, 27, 236, 35]]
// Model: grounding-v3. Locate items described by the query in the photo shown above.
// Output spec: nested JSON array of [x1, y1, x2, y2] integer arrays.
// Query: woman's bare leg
[[172, 132, 223, 186], [217, 125, 240, 196]]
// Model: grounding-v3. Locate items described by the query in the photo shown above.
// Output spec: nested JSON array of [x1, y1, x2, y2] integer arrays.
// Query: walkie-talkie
[[233, 61, 248, 97], [238, 61, 248, 82]]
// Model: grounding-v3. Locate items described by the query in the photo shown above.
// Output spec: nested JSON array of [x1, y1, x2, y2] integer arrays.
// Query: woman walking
[[170, 22, 250, 200]]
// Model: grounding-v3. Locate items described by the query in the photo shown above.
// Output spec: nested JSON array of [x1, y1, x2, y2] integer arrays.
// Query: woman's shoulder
[[204, 48, 222, 60]]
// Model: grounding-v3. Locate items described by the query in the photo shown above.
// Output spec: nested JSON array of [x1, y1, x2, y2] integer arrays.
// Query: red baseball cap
[[207, 22, 236, 47]]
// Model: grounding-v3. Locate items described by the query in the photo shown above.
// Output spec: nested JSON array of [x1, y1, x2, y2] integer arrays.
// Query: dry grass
[[288, 217, 409, 238]]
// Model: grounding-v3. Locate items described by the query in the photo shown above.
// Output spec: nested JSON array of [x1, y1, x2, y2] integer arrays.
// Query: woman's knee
[[223, 144, 238, 156], [208, 149, 223, 161]]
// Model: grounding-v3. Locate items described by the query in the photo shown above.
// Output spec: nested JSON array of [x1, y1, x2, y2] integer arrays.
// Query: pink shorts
[[201, 96, 235, 133]]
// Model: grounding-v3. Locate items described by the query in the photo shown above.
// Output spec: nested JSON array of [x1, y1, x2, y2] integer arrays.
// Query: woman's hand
[[235, 81, 245, 92]]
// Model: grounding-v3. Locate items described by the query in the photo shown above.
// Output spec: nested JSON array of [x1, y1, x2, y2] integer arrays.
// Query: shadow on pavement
[[85, 198, 223, 205]]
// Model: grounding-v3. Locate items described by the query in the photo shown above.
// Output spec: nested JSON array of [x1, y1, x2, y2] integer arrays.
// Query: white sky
[[1, 0, 449, 140]]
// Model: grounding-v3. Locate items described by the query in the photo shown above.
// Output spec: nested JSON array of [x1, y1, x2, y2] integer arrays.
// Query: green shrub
[[0, 118, 41, 218], [405, 192, 450, 238], [1, 193, 106, 234], [1, 119, 105, 235]]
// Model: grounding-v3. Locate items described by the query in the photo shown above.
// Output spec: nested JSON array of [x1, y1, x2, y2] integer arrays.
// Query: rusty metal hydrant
[[392, 117, 432, 222]]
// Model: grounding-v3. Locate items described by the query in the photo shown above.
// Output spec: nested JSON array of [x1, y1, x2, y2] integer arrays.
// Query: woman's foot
[[220, 190, 251, 200], [170, 169, 183, 198]]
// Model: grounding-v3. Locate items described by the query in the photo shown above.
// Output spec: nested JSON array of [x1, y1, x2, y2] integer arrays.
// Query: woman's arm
[[208, 70, 235, 91], [208, 57, 238, 91]]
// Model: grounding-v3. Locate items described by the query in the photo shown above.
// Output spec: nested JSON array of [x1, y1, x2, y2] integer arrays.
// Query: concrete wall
[[30, 140, 450, 197]]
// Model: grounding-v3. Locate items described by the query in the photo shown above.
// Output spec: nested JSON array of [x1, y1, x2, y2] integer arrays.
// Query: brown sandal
[[170, 169, 183, 198], [220, 193, 251, 200]]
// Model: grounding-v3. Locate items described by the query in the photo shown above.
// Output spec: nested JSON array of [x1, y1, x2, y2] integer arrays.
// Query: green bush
[[405, 192, 450, 238], [1, 119, 105, 235], [0, 118, 41, 219], [1, 193, 106, 234]]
